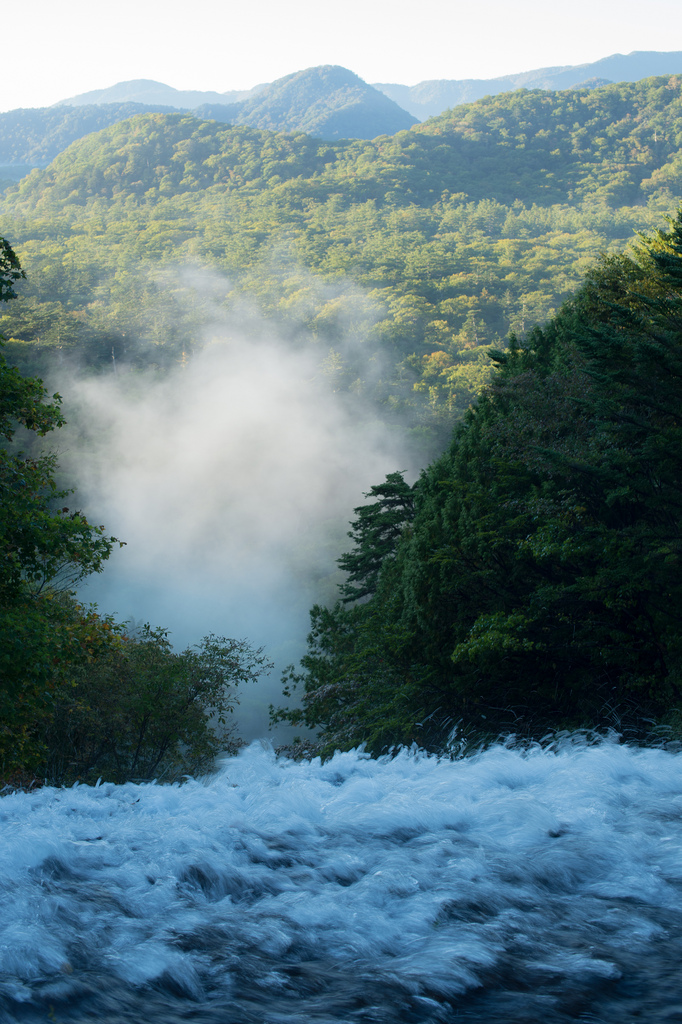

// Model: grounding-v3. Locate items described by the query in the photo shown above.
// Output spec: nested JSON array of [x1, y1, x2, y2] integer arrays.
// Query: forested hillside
[[2, 76, 682, 454], [278, 212, 682, 752], [4, 75, 682, 773], [0, 67, 415, 181], [219, 66, 417, 139], [0, 102, 181, 173]]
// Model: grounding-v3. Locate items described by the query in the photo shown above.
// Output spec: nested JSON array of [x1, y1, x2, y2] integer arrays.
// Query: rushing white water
[[2, 738, 682, 1022]]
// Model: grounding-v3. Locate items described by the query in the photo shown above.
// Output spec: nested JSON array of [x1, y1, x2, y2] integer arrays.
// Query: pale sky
[[3, 0, 682, 111]]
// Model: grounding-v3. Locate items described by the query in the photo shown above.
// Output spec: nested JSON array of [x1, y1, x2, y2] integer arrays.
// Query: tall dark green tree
[[337, 472, 415, 603]]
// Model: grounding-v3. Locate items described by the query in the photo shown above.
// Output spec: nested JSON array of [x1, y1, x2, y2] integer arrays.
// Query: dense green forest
[[3, 76, 682, 455], [275, 211, 682, 753], [4, 76, 682, 777]]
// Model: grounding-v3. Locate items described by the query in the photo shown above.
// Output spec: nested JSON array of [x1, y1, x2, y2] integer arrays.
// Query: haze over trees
[[3, 71, 682, 776], [0, 240, 270, 785], [3, 75, 682, 458]]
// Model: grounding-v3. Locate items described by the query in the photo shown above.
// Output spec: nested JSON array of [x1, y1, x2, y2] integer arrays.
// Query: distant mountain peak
[[57, 80, 262, 109], [54, 67, 415, 140], [227, 65, 417, 139]]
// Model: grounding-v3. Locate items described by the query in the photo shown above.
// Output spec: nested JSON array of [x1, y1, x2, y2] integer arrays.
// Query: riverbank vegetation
[[0, 241, 269, 785]]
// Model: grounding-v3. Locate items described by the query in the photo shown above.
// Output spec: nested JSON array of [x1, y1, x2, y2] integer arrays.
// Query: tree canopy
[[5, 78, 682, 765], [3, 76, 682, 458], [277, 209, 682, 753]]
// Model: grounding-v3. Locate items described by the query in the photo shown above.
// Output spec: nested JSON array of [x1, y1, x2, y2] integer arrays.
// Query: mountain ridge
[[56, 66, 416, 140], [2, 53, 682, 183], [55, 51, 682, 124], [374, 50, 682, 118], [57, 78, 264, 109], [0, 67, 415, 181]]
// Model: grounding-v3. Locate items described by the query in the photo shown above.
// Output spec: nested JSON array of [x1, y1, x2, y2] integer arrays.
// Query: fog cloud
[[57, 270, 413, 742]]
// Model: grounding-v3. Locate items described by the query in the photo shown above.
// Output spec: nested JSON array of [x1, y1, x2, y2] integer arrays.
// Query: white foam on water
[[1, 738, 682, 1020]]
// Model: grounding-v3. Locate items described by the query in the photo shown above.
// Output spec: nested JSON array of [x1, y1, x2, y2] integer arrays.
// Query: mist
[[55, 271, 416, 743]]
